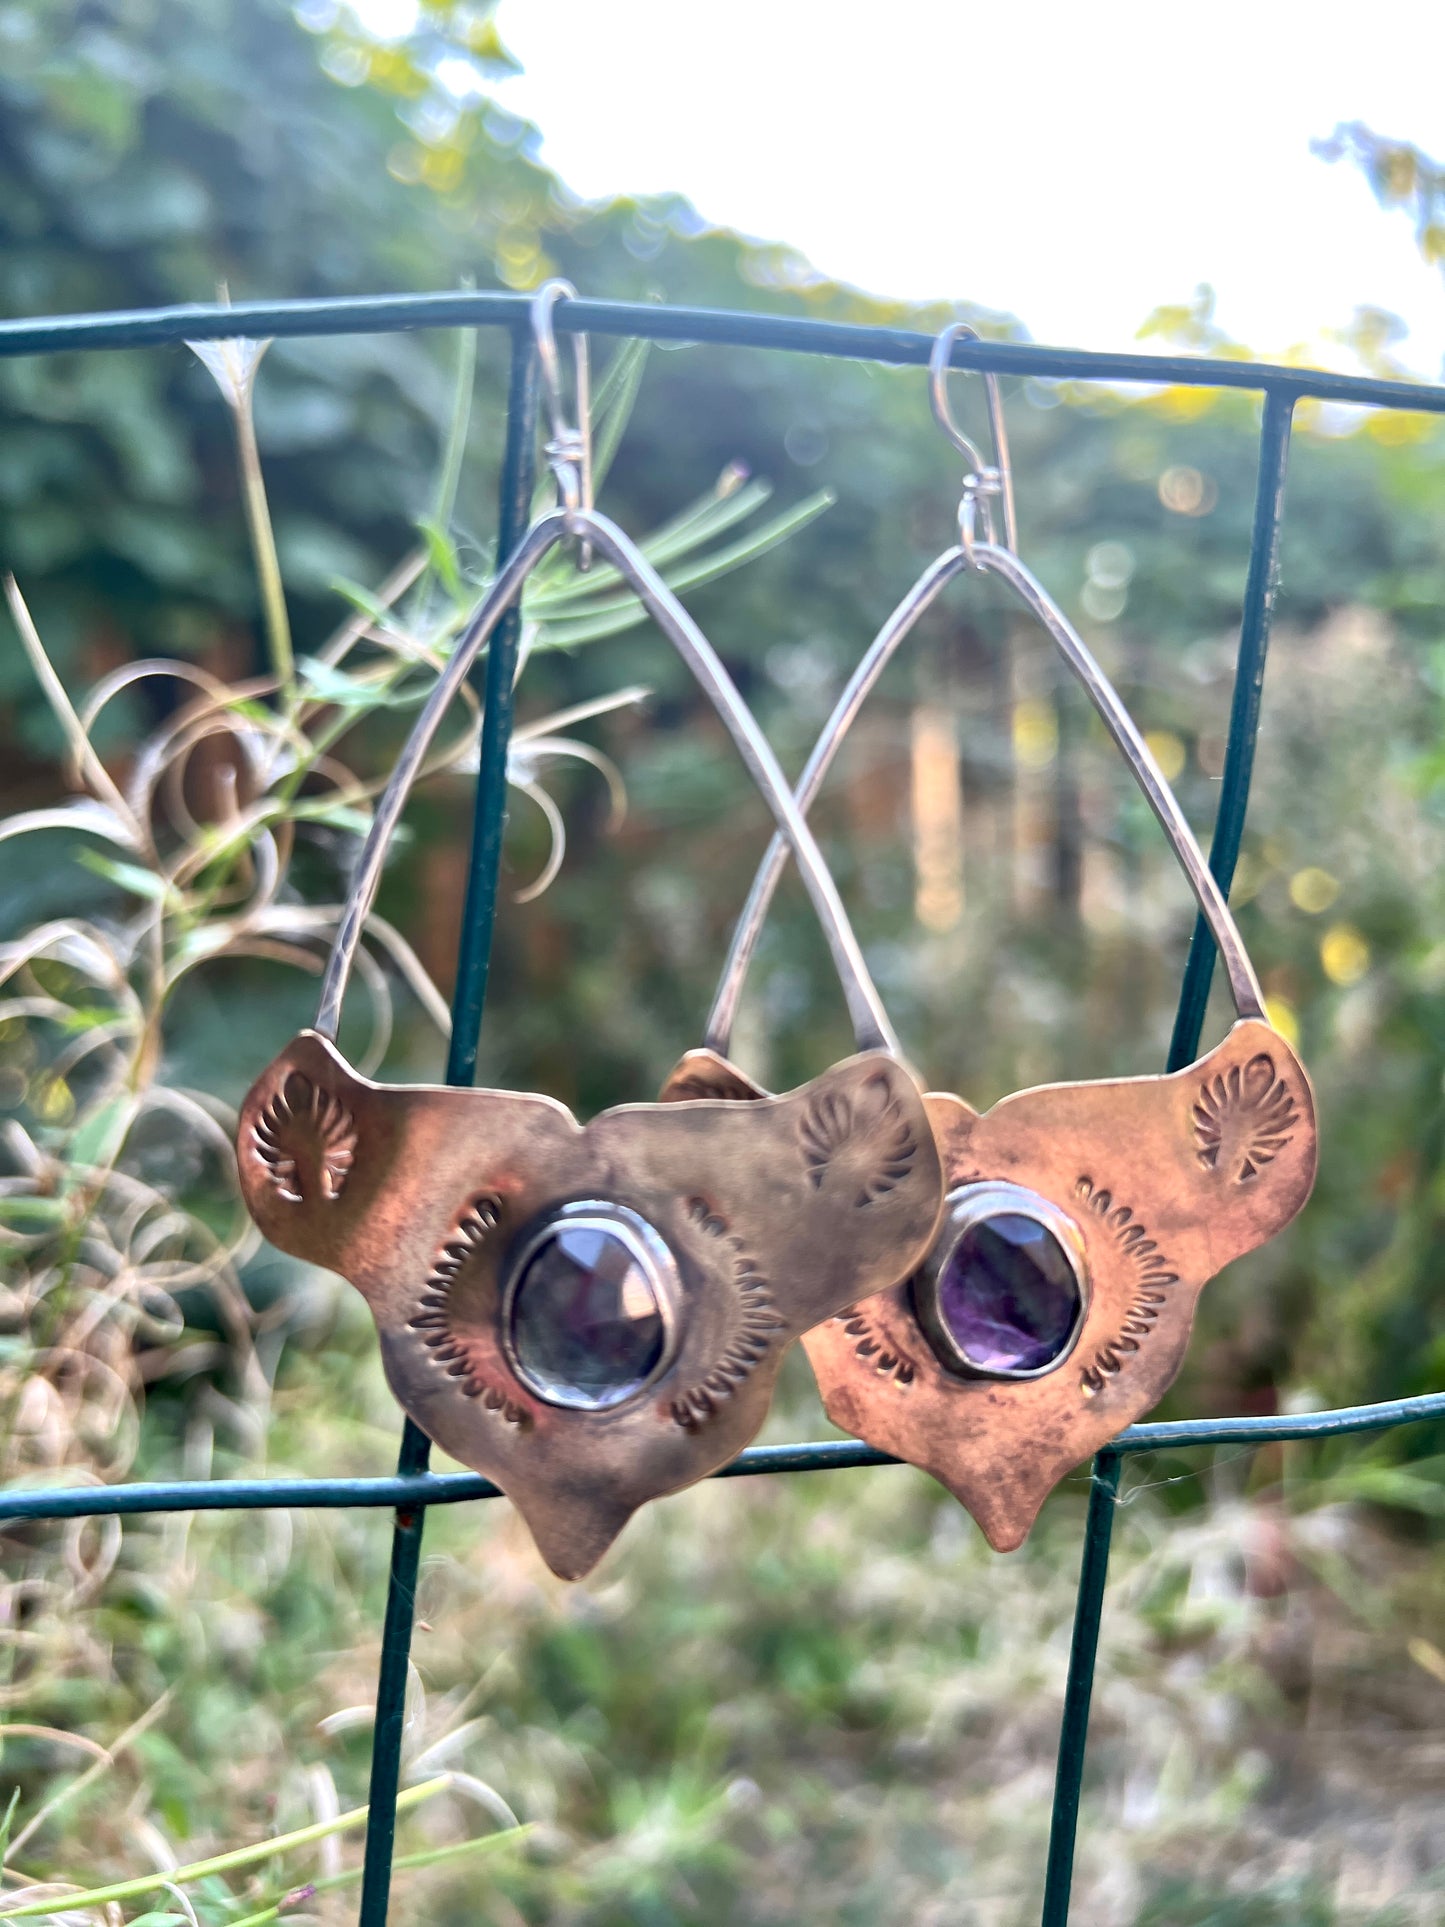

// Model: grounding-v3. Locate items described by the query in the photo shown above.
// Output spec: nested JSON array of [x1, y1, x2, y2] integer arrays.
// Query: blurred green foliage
[[1317, 123, 1445, 281], [3, 3, 1445, 1922]]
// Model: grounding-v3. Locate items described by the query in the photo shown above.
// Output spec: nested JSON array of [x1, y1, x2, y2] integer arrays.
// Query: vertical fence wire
[[1038, 389, 1297, 1924], [1041, 1450, 1122, 1927], [1168, 389, 1296, 1072], [356, 324, 540, 1926]]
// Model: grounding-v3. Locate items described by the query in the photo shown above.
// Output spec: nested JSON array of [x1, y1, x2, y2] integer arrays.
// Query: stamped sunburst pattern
[[251, 1071, 356, 1204], [831, 1304, 916, 1388], [669, 1196, 782, 1431], [800, 1073, 918, 1207], [1075, 1176, 1179, 1396], [407, 1194, 527, 1425], [1192, 1052, 1299, 1183]]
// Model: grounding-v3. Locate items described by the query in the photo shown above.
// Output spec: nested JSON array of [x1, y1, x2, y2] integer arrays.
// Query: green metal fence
[[3, 288, 1445, 1926]]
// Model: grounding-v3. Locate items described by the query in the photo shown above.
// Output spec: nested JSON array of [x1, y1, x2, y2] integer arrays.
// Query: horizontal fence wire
[[4, 1393, 1445, 1527], [3, 290, 1445, 411], [4, 288, 1445, 1926]]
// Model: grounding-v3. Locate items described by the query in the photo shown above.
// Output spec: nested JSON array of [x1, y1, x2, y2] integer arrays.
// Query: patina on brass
[[234, 283, 946, 1579], [240, 1031, 940, 1577], [661, 320, 1320, 1551], [663, 1024, 1316, 1552], [814, 1022, 1315, 1548]]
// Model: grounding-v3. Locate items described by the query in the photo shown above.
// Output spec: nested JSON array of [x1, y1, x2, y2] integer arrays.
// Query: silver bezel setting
[[501, 1200, 681, 1412], [913, 1180, 1089, 1382]]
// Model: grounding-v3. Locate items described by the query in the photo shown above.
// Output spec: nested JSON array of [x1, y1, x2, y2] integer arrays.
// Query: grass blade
[[0, 1775, 454, 1918]]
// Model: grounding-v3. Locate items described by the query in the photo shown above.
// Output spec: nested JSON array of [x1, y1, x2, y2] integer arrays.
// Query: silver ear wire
[[704, 325, 1267, 1059], [929, 321, 1017, 559], [532, 279, 594, 569]]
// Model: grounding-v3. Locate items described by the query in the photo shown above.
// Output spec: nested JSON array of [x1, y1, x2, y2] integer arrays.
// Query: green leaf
[[292, 800, 374, 836], [325, 578, 393, 624], [65, 1094, 137, 1175], [224, 697, 274, 726], [416, 515, 464, 602], [1330, 1462, 1445, 1516], [297, 654, 389, 709], [0, 1775, 455, 1918], [0, 1786, 21, 1867], [76, 850, 178, 906], [533, 489, 836, 647], [526, 476, 777, 613], [591, 338, 650, 492], [0, 1197, 68, 1231], [57, 1005, 124, 1034]]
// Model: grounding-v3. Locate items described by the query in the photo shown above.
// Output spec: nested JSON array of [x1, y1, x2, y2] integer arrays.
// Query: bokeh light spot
[[1012, 699, 1058, 771], [1321, 923, 1370, 986], [1145, 729, 1187, 781], [1290, 866, 1341, 914], [1264, 996, 1301, 1048]]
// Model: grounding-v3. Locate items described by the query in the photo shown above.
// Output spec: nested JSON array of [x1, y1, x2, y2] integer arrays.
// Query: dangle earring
[[236, 285, 943, 1580], [662, 323, 1317, 1552]]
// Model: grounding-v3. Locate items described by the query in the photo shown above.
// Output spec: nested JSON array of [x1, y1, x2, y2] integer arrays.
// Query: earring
[[237, 286, 943, 1580], [662, 323, 1317, 1552]]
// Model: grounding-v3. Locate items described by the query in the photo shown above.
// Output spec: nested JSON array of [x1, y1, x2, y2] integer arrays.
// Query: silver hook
[[928, 321, 1017, 564], [531, 279, 594, 570]]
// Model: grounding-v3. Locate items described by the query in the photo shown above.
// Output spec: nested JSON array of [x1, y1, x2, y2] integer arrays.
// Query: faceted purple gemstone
[[511, 1221, 665, 1408], [938, 1211, 1080, 1374]]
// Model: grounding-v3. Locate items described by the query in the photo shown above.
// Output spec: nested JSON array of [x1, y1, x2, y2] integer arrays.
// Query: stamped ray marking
[[799, 1074, 919, 1207], [1193, 1052, 1298, 1183], [832, 1304, 916, 1387], [670, 1197, 782, 1431], [252, 1070, 356, 1204], [1074, 1177, 1180, 1396], [408, 1194, 527, 1425]]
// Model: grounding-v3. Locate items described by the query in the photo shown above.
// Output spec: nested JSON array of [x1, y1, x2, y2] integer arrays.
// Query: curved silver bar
[[705, 546, 971, 1054], [315, 506, 898, 1057], [705, 541, 1265, 1057], [316, 512, 567, 1040], [976, 543, 1264, 1021]]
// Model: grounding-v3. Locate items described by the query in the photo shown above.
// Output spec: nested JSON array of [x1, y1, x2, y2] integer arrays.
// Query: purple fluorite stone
[[511, 1221, 664, 1408], [938, 1211, 1080, 1373]]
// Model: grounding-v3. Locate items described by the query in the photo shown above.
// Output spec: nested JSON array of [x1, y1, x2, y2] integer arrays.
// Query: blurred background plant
[[1, 1, 1444, 1922]]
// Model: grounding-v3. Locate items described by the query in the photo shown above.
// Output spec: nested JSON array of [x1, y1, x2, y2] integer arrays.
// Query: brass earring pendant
[[237, 286, 943, 1580], [662, 324, 1317, 1552]]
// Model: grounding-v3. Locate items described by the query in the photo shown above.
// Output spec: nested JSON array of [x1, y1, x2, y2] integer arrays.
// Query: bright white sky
[[481, 0, 1445, 376]]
